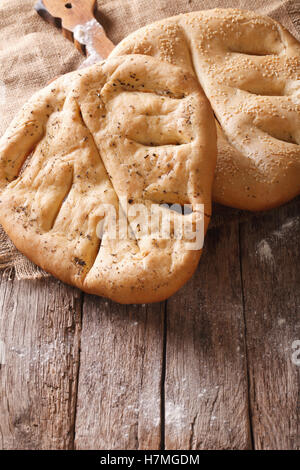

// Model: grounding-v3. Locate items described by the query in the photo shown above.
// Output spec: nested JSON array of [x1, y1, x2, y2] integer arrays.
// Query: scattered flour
[[272, 217, 300, 240], [165, 401, 186, 429], [256, 239, 275, 266], [256, 217, 300, 266], [0, 338, 6, 365], [139, 396, 161, 430]]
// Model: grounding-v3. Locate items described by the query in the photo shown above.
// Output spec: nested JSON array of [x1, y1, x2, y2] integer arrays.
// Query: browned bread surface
[[0, 55, 216, 303], [111, 9, 300, 210]]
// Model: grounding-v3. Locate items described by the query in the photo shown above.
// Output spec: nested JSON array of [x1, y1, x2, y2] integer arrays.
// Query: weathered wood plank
[[74, 296, 164, 449], [0, 274, 82, 450], [240, 199, 300, 450], [164, 221, 252, 450]]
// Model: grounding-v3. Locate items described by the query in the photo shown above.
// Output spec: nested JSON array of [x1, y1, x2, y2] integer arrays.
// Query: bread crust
[[111, 9, 300, 211], [0, 55, 216, 303]]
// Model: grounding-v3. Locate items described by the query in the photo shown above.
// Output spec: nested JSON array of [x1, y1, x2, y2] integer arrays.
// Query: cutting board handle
[[35, 0, 115, 60]]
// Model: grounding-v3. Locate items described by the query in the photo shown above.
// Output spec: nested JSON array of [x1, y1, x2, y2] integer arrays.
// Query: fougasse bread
[[0, 55, 216, 303], [110, 9, 300, 211]]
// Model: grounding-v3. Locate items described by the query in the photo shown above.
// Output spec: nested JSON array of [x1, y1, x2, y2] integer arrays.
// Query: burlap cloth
[[0, 0, 299, 280]]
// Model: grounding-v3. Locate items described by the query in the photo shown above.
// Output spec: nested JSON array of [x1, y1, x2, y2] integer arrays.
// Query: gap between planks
[[72, 218, 253, 450], [72, 294, 168, 449], [238, 221, 255, 449]]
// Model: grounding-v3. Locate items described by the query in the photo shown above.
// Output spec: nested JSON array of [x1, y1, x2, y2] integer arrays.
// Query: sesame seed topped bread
[[0, 55, 216, 303], [110, 9, 300, 211]]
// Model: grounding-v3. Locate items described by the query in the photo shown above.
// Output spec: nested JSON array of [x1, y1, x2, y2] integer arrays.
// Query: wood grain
[[0, 274, 82, 450], [1, 203, 299, 449], [240, 199, 300, 450], [74, 295, 165, 449], [164, 221, 252, 450]]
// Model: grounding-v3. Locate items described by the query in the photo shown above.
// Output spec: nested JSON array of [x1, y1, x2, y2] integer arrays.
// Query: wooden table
[[0, 196, 299, 450]]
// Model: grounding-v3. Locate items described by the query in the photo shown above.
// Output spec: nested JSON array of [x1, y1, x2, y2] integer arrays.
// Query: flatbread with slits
[[0, 55, 216, 303], [111, 9, 300, 210]]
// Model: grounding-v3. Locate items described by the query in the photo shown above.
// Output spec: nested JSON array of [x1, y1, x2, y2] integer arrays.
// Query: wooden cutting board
[[35, 0, 116, 66]]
